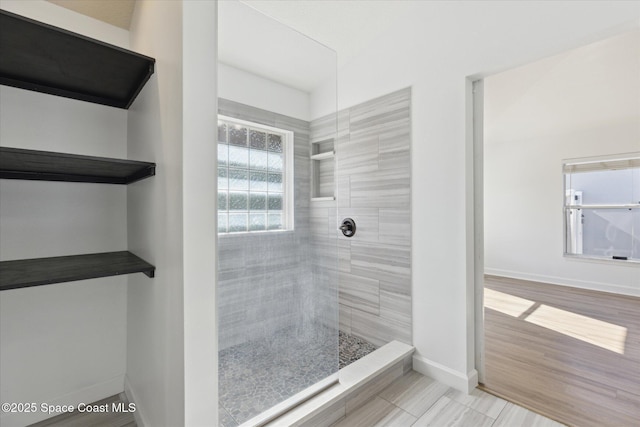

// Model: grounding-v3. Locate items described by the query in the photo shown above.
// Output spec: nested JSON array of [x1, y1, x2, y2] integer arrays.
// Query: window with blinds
[[563, 154, 640, 261], [217, 116, 294, 234]]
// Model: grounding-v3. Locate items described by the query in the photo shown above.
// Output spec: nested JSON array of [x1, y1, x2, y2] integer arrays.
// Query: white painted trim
[[124, 375, 149, 427], [467, 368, 479, 392], [0, 375, 125, 427], [217, 114, 296, 233], [412, 354, 478, 393], [472, 79, 485, 385], [485, 268, 640, 297]]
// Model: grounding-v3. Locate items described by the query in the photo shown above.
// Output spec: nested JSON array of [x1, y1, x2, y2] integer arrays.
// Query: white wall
[[0, 3, 130, 425], [484, 30, 640, 296], [218, 62, 310, 121], [126, 2, 184, 426], [182, 1, 218, 425], [310, 0, 640, 392], [0, 0, 129, 48], [126, 1, 217, 426]]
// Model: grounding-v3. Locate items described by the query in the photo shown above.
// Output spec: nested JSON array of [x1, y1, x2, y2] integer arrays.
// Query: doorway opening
[[474, 30, 640, 426]]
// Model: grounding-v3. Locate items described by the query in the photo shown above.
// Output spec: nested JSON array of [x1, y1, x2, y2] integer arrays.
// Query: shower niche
[[311, 138, 335, 201]]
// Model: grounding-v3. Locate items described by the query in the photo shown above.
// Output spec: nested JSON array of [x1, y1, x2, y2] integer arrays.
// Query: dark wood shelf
[[0, 251, 155, 291], [0, 147, 155, 184], [0, 10, 155, 109]]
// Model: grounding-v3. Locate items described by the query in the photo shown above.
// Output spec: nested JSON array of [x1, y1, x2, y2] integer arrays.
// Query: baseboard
[[412, 354, 478, 393], [0, 375, 125, 427], [124, 375, 149, 427], [484, 268, 639, 297]]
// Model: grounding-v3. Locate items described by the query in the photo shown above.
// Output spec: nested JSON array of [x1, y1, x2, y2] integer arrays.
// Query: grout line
[[478, 385, 568, 426], [489, 397, 509, 427], [221, 401, 241, 427], [376, 393, 396, 407]]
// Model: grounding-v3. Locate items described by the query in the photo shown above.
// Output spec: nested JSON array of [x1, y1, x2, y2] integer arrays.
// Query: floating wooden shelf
[[311, 196, 335, 202], [0, 251, 155, 291], [0, 10, 155, 109], [0, 147, 156, 184], [0, 12, 158, 293]]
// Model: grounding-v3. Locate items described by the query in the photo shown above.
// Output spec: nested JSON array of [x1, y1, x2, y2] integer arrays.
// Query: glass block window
[[218, 116, 293, 234]]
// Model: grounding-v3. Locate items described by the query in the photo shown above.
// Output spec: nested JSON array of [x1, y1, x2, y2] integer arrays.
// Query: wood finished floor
[[483, 275, 640, 427], [28, 394, 135, 427], [331, 370, 563, 426]]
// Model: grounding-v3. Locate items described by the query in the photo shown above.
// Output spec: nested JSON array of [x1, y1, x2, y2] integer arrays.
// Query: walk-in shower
[[217, 2, 340, 425], [217, 2, 410, 426]]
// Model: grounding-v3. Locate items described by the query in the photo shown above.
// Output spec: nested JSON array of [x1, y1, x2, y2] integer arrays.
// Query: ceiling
[[242, 1, 416, 69], [45, 0, 416, 92], [219, 0, 337, 92], [47, 0, 135, 30]]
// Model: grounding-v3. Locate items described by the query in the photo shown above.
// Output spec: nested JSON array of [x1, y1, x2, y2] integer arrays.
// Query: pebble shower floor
[[218, 330, 377, 427]]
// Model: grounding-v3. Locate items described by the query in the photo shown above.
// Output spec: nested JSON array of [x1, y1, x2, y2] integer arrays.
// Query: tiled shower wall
[[310, 88, 412, 347], [217, 98, 314, 351]]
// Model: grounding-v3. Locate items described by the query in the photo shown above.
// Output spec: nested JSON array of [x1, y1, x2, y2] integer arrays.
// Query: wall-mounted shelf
[[311, 197, 336, 202], [310, 151, 335, 161], [0, 251, 155, 291], [0, 10, 155, 109], [0, 12, 157, 294], [0, 147, 156, 184]]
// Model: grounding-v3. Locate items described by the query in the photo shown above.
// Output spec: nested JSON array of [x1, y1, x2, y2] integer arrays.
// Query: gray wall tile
[[311, 88, 412, 347], [350, 241, 410, 285], [379, 208, 411, 247], [337, 129, 379, 175], [218, 98, 277, 127], [317, 157, 335, 197], [339, 271, 380, 315], [339, 303, 352, 334], [380, 290, 412, 326], [338, 208, 379, 243], [351, 309, 411, 348], [338, 239, 351, 273], [218, 99, 318, 351], [350, 169, 410, 209], [349, 88, 411, 133], [378, 118, 411, 154], [380, 279, 411, 297], [337, 175, 351, 208]]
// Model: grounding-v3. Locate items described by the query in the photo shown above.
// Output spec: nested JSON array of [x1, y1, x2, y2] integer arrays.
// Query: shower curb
[[263, 340, 414, 427]]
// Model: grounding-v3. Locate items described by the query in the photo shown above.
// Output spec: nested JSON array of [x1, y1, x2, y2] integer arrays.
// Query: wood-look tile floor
[[331, 370, 563, 426], [27, 372, 559, 427], [483, 275, 640, 427], [28, 394, 135, 427]]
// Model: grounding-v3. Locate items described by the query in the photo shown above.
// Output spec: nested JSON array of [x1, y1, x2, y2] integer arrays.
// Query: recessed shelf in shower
[[311, 138, 335, 200]]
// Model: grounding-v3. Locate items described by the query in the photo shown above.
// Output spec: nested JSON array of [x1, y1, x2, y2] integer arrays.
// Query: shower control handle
[[339, 218, 356, 238]]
